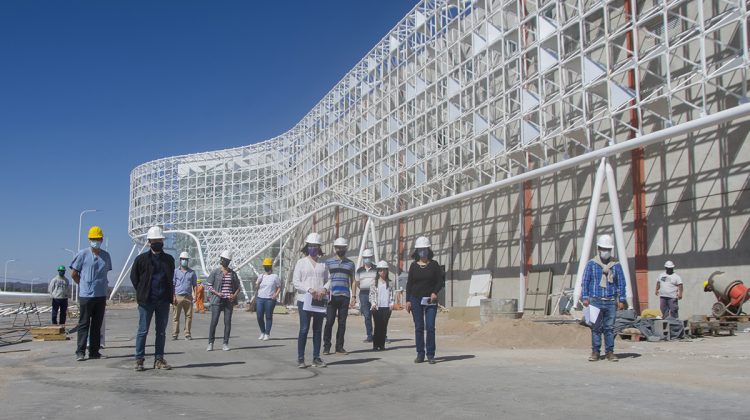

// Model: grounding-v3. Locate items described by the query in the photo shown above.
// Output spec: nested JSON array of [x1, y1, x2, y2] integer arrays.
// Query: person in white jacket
[[369, 260, 394, 351], [292, 232, 329, 369]]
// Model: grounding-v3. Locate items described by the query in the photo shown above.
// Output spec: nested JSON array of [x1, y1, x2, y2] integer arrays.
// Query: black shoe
[[322, 347, 331, 355], [427, 357, 436, 364], [89, 353, 106, 359], [414, 355, 425, 363], [172, 336, 178, 341], [335, 348, 349, 355]]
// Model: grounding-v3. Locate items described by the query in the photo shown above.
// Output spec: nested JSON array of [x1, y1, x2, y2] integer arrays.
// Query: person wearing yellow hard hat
[[194, 278, 206, 313], [70, 226, 112, 362], [655, 260, 683, 319], [255, 257, 281, 341], [172, 252, 198, 340]]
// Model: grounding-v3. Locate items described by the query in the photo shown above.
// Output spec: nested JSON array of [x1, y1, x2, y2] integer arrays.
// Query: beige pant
[[172, 295, 193, 338]]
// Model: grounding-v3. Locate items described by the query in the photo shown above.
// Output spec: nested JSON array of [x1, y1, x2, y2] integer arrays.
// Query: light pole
[[31, 277, 39, 293], [62, 248, 76, 256], [74, 209, 97, 301], [4, 259, 17, 292]]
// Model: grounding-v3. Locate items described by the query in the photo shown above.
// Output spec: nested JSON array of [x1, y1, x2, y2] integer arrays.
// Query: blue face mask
[[417, 249, 429, 259], [308, 247, 319, 257], [90, 240, 102, 250], [363, 258, 372, 265], [180, 259, 189, 268]]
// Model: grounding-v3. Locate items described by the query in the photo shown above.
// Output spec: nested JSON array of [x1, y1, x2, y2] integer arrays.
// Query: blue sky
[[0, 0, 415, 285]]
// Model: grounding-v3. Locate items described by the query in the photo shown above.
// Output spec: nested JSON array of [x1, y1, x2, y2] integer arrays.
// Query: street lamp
[[62, 248, 76, 256], [31, 277, 39, 293], [4, 259, 17, 292], [74, 209, 97, 301]]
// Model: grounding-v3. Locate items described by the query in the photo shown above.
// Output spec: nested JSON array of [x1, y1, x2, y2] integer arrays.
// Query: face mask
[[363, 258, 372, 265], [417, 249, 429, 259], [180, 259, 189, 268], [263, 266, 272, 273], [308, 247, 319, 257], [599, 250, 611, 260], [666, 268, 674, 275], [90, 240, 102, 249], [336, 249, 346, 257], [150, 242, 164, 253], [220, 258, 230, 268], [58, 271, 65, 277]]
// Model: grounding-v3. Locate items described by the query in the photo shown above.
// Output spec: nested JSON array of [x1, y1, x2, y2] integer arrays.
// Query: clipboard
[[303, 292, 328, 313]]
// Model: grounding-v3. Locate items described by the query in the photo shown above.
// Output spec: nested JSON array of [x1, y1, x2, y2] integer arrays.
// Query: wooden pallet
[[689, 320, 737, 337], [702, 315, 750, 323], [32, 335, 69, 341], [30, 326, 65, 336]]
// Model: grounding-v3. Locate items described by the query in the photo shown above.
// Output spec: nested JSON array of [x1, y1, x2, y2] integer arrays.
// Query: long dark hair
[[376, 268, 391, 289], [411, 248, 434, 261]]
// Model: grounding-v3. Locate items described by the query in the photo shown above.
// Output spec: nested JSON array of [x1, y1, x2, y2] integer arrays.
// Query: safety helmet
[[262, 257, 273, 266], [57, 265, 66, 271], [333, 237, 348, 247], [88, 226, 104, 239], [197, 279, 202, 284], [664, 260, 675, 268], [376, 260, 389, 269], [596, 234, 614, 249], [703, 280, 709, 288], [362, 249, 374, 258], [147, 226, 165, 240], [220, 250, 232, 260], [415, 236, 431, 249], [305, 232, 322, 245], [179, 251, 190, 260]]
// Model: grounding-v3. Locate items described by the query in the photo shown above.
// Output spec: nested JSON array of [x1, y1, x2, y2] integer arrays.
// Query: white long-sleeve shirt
[[292, 257, 329, 303]]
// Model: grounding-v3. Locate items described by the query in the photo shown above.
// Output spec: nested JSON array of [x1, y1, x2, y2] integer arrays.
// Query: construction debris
[[31, 325, 69, 341]]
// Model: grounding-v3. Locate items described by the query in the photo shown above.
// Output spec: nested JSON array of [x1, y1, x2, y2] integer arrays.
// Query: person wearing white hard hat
[[369, 260, 394, 351], [130, 226, 175, 371], [205, 250, 241, 352], [581, 234, 627, 362], [292, 232, 329, 368], [655, 260, 683, 319], [172, 251, 197, 340], [405, 236, 444, 364], [323, 237, 356, 355], [354, 248, 377, 342]]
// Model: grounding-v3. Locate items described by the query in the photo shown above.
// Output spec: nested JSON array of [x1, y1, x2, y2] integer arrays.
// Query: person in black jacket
[[130, 226, 175, 372], [405, 236, 444, 364]]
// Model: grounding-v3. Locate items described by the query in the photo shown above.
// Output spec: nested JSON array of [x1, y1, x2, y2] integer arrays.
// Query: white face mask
[[180, 259, 189, 268], [90, 240, 102, 250], [599, 250, 611, 260]]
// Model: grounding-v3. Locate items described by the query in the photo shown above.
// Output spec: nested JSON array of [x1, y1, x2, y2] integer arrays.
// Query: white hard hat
[[596, 234, 614, 249], [362, 249, 374, 258], [415, 236, 431, 249], [664, 260, 675, 268], [305, 232, 322, 245], [179, 251, 190, 260], [220, 250, 232, 260], [376, 260, 389, 269], [147, 226, 165, 240], [333, 237, 348, 247]]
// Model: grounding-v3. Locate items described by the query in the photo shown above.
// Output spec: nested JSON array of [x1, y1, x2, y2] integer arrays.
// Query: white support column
[[109, 243, 147, 300], [518, 184, 526, 313], [573, 158, 608, 305], [369, 218, 380, 262], [235, 271, 250, 301], [356, 217, 372, 268], [605, 161, 634, 307]]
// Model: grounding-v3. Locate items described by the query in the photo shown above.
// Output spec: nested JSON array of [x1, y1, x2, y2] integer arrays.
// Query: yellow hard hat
[[88, 226, 104, 239], [262, 257, 273, 266], [703, 280, 708, 288], [197, 279, 202, 284]]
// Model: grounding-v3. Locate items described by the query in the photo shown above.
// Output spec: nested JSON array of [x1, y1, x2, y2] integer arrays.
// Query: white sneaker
[[206, 343, 213, 352], [258, 333, 265, 340], [222, 343, 230, 351], [262, 334, 270, 341]]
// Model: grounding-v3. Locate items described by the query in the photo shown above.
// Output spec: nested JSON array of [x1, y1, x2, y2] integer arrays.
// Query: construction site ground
[[1, 306, 747, 420]]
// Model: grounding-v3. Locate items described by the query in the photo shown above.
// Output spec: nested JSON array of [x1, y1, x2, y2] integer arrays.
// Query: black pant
[[324, 295, 349, 350], [76, 296, 106, 356], [51, 298, 68, 325], [208, 298, 234, 344], [373, 307, 391, 349]]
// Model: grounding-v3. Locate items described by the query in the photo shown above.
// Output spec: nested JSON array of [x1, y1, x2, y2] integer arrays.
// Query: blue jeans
[[591, 299, 617, 354], [135, 300, 171, 360], [359, 291, 373, 340], [409, 296, 437, 358], [256, 297, 276, 335], [297, 300, 324, 361]]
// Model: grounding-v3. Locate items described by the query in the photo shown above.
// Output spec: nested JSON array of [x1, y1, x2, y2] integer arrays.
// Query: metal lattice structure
[[125, 0, 749, 280]]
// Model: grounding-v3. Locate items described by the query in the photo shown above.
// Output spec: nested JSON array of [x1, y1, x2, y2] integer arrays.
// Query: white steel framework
[[123, 0, 750, 293]]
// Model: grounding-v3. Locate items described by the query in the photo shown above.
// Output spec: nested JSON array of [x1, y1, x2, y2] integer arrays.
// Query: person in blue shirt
[[323, 237, 356, 355], [69, 226, 112, 362], [172, 251, 198, 340], [581, 234, 627, 362], [130, 226, 176, 372]]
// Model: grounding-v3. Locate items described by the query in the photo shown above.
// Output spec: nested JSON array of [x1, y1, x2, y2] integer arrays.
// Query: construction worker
[[70, 226, 112, 361], [195, 279, 206, 313], [292, 232, 329, 368], [130, 226, 175, 371], [369, 260, 394, 351], [255, 257, 281, 340], [323, 237, 356, 355], [172, 251, 197, 340], [581, 234, 627, 362], [405, 236, 444, 364], [205, 250, 241, 352], [354, 248, 377, 343], [656, 260, 683, 319], [48, 265, 70, 325]]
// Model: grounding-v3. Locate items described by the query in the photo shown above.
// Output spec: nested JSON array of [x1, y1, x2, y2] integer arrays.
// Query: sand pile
[[439, 318, 590, 349]]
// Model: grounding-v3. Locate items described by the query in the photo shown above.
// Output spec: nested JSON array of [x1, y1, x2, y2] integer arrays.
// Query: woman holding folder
[[292, 232, 329, 369], [405, 236, 444, 364]]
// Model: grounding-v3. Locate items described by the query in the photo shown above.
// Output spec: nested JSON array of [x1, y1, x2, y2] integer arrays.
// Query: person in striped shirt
[[581, 234, 627, 362], [323, 237, 356, 355], [205, 250, 241, 352]]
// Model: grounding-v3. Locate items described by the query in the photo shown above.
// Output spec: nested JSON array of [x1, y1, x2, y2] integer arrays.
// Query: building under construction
[[120, 0, 750, 318]]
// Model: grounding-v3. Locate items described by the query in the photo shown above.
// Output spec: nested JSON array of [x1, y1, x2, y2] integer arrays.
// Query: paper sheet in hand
[[421, 296, 437, 306], [583, 304, 600, 325], [303, 292, 328, 313]]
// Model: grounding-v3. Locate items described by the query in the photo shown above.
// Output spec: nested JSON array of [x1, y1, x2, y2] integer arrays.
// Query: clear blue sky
[[0, 0, 415, 285]]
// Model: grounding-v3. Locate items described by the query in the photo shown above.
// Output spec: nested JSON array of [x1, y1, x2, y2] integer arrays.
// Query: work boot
[[588, 352, 600, 362], [605, 352, 619, 362], [134, 359, 145, 372], [414, 354, 425, 363], [154, 358, 172, 370]]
